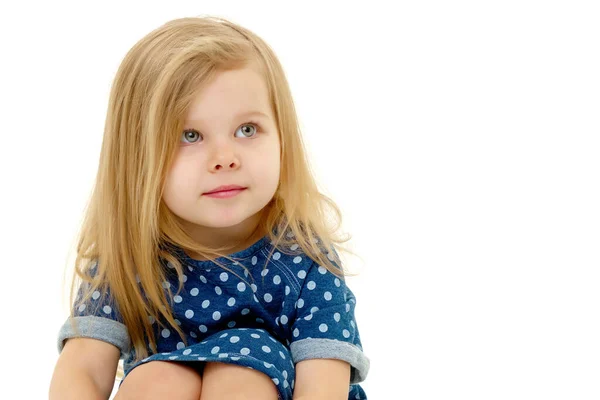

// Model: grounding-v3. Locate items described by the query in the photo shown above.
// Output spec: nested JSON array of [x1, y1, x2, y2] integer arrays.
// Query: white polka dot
[[280, 315, 288, 324], [220, 333, 228, 338], [311, 307, 319, 313], [161, 329, 170, 338], [250, 284, 257, 292], [199, 325, 207, 333], [275, 317, 279, 325], [182, 349, 192, 355], [230, 336, 240, 343], [190, 288, 199, 296], [297, 298, 304, 308], [92, 291, 100, 300], [350, 320, 355, 328], [261, 269, 269, 277], [218, 353, 227, 358], [230, 356, 240, 361], [324, 291, 332, 301], [318, 266, 327, 274], [215, 286, 222, 295], [162, 282, 170, 289], [290, 244, 299, 250], [334, 312, 341, 322], [304, 314, 313, 321], [343, 329, 350, 338], [228, 321, 236, 328], [264, 362, 273, 368], [177, 342, 185, 350], [175, 319, 181, 326], [169, 355, 178, 360], [256, 317, 264, 323], [237, 282, 246, 292], [78, 304, 86, 312], [273, 252, 281, 260], [293, 328, 300, 337], [319, 324, 328, 332], [293, 256, 302, 264], [261, 345, 271, 353], [241, 308, 250, 315], [279, 351, 286, 359], [251, 333, 261, 338], [213, 311, 221, 321], [211, 346, 220, 354], [198, 356, 207, 361], [252, 256, 257, 265], [283, 370, 288, 379], [200, 275, 207, 283], [240, 348, 250, 355], [285, 286, 290, 295], [346, 304, 351, 312], [297, 270, 306, 279], [227, 297, 236, 307], [148, 315, 155, 324], [220, 272, 229, 282], [307, 281, 316, 290], [185, 310, 194, 319], [334, 278, 341, 287], [284, 380, 289, 388], [272, 378, 280, 385], [264, 293, 273, 302], [174, 295, 183, 303], [190, 331, 197, 338], [187, 266, 193, 272], [273, 275, 281, 284], [253, 294, 259, 302], [202, 300, 210, 308], [103, 306, 112, 314], [180, 274, 188, 283]]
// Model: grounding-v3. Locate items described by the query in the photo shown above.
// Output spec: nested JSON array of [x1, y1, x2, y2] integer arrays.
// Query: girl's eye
[[181, 122, 259, 144], [234, 123, 258, 138], [181, 129, 203, 144]]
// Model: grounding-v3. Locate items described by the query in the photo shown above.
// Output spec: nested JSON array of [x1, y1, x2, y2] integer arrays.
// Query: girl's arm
[[49, 337, 120, 400], [292, 358, 351, 400]]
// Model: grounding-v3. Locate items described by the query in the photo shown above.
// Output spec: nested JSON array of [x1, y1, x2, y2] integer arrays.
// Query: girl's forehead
[[184, 69, 273, 123]]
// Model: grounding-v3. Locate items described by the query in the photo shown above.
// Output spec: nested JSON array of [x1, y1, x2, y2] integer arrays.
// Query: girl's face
[[162, 66, 281, 236]]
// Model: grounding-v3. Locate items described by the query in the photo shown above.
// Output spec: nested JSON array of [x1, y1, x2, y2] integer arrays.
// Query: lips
[[204, 184, 247, 194]]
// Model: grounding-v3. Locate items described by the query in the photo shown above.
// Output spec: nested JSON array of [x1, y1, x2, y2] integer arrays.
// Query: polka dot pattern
[[67, 239, 367, 400]]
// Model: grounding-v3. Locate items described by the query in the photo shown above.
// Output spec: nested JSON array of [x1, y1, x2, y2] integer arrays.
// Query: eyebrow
[[186, 110, 271, 124]]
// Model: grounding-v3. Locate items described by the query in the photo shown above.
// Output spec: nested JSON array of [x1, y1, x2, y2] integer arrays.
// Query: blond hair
[[66, 15, 357, 373]]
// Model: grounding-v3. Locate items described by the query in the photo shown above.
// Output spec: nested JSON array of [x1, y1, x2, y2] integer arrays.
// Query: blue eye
[[234, 123, 258, 138], [181, 129, 203, 144]]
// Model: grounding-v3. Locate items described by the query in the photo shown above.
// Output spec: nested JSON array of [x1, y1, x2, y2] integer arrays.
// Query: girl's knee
[[115, 361, 202, 400], [201, 362, 279, 400]]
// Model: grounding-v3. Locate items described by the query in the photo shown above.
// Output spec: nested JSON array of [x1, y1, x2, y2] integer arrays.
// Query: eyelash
[[181, 121, 262, 144]]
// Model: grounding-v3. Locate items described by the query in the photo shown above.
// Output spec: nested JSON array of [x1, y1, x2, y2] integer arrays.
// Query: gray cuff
[[57, 316, 131, 358], [290, 338, 370, 384]]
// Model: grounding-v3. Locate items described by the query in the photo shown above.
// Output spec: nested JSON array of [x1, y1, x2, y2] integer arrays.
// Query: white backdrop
[[0, 1, 598, 399]]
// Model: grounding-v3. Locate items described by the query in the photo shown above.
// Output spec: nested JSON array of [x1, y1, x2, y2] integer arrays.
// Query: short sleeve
[[57, 259, 131, 358], [289, 260, 370, 384]]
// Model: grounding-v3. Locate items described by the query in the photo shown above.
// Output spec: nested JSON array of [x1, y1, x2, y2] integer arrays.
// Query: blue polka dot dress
[[58, 235, 370, 399]]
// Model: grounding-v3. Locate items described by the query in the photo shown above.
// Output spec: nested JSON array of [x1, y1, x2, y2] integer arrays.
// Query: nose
[[208, 141, 240, 172]]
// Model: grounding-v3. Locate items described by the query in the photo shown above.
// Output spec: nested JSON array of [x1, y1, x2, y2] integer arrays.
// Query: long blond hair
[[67, 15, 357, 370]]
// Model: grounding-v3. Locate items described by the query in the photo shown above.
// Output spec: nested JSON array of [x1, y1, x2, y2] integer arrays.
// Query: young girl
[[49, 15, 369, 400]]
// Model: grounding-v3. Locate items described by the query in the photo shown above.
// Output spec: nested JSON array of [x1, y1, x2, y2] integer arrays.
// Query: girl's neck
[[181, 210, 267, 261]]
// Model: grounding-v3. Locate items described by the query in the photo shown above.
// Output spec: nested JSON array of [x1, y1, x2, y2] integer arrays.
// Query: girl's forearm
[[49, 363, 108, 400]]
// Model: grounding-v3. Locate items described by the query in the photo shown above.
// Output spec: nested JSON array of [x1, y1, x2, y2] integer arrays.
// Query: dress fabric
[[57, 235, 370, 399]]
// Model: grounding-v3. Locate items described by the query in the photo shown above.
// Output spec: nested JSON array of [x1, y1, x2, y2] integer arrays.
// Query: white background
[[0, 1, 598, 399]]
